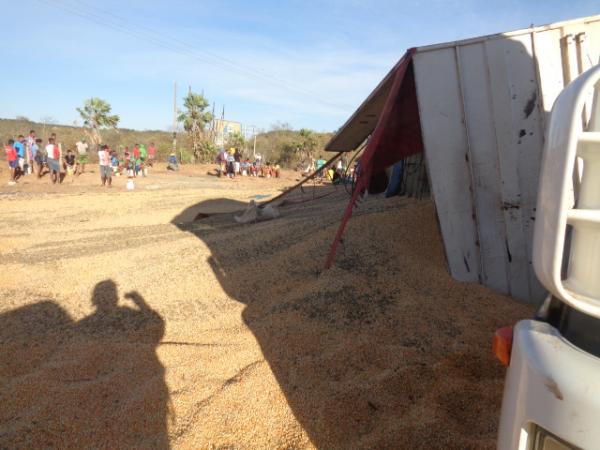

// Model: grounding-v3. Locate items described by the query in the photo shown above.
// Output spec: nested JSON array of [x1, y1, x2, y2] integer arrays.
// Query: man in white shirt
[[45, 137, 60, 184]]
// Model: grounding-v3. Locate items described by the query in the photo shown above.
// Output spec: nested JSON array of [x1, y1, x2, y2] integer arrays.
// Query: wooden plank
[[484, 35, 546, 303], [403, 153, 424, 197], [414, 48, 480, 283], [457, 43, 510, 294]]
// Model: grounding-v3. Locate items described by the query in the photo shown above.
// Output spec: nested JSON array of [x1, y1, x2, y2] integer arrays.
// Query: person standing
[[233, 148, 241, 175], [133, 144, 140, 160], [45, 137, 60, 184], [26, 130, 36, 147], [98, 144, 112, 187], [26, 130, 36, 174], [139, 144, 147, 163], [217, 148, 227, 177], [139, 145, 147, 176], [316, 155, 326, 180], [64, 149, 76, 174], [75, 139, 89, 175], [147, 142, 156, 166], [4, 139, 18, 185], [32, 138, 43, 177], [14, 135, 25, 177], [226, 149, 235, 178]]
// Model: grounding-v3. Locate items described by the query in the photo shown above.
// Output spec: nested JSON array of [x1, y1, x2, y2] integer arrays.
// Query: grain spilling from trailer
[[325, 14, 600, 305]]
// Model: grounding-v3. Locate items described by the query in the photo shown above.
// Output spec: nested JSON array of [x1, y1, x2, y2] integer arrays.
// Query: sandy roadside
[[0, 166, 533, 449]]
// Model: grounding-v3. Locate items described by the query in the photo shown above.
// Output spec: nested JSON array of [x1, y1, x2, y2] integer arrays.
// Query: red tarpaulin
[[324, 48, 424, 268]]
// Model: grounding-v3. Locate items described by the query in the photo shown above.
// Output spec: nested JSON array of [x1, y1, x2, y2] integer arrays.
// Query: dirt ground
[[0, 164, 534, 449]]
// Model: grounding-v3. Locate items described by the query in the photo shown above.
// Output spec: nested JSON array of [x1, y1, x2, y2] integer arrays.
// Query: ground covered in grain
[[0, 164, 534, 449]]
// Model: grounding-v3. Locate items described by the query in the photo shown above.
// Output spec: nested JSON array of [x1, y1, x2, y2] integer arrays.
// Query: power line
[[36, 0, 352, 111]]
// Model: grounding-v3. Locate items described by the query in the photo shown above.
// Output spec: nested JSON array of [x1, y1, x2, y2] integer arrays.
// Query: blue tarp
[[385, 161, 404, 197]]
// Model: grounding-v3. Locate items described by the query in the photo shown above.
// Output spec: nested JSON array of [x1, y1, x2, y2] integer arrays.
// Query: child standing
[[148, 142, 156, 166], [64, 149, 76, 174], [129, 156, 137, 177], [167, 153, 179, 171], [139, 144, 147, 163], [14, 135, 25, 177], [4, 139, 18, 185], [98, 144, 112, 187], [111, 153, 119, 175]]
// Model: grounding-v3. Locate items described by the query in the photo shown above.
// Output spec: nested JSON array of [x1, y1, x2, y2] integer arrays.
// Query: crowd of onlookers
[[4, 130, 356, 188], [94, 142, 162, 187], [214, 148, 357, 185], [215, 148, 282, 178], [3, 129, 164, 187]]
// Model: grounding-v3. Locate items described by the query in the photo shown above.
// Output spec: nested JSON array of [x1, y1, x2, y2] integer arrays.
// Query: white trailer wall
[[413, 16, 600, 303]]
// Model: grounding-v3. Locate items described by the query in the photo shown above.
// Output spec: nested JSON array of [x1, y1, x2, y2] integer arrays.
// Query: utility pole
[[186, 85, 192, 163], [221, 105, 225, 148], [253, 126, 257, 158], [210, 101, 215, 143], [172, 81, 177, 157]]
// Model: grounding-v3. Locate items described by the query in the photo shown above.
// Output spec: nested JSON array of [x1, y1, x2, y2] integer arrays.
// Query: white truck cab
[[496, 64, 600, 450]]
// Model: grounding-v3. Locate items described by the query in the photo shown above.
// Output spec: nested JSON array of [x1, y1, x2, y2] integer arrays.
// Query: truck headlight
[[529, 424, 580, 450]]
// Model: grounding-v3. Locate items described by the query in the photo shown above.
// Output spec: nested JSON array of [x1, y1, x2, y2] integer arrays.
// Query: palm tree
[[76, 98, 119, 147], [177, 92, 213, 161], [297, 128, 318, 160]]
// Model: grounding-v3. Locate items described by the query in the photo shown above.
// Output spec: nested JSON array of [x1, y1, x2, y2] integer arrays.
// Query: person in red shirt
[[148, 142, 156, 167], [4, 139, 18, 185], [133, 144, 140, 159]]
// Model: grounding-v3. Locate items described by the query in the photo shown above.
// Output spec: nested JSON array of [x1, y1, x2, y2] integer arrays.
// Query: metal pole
[[172, 81, 177, 157]]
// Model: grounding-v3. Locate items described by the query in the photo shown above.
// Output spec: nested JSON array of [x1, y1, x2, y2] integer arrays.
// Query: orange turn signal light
[[493, 326, 513, 366]]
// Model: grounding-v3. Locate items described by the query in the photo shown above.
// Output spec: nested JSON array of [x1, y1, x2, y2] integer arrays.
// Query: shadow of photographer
[[0, 280, 169, 449]]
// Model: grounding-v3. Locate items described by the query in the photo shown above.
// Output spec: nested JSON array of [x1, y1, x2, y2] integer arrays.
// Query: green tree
[[177, 92, 213, 161], [296, 128, 318, 160], [76, 98, 120, 147], [225, 131, 245, 153]]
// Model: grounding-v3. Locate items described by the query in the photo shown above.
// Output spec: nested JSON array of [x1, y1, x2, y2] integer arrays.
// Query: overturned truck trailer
[[326, 15, 600, 304]]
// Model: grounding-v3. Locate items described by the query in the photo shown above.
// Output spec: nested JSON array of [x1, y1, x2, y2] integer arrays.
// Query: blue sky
[[1, 0, 598, 132]]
